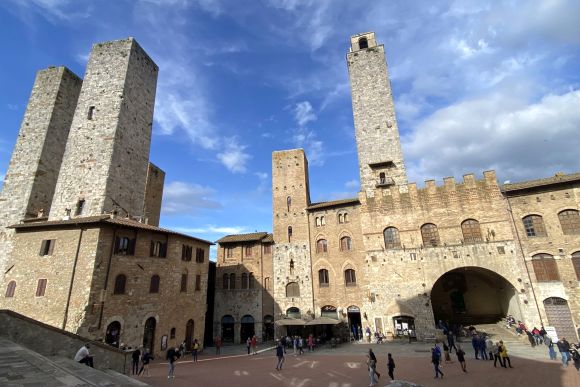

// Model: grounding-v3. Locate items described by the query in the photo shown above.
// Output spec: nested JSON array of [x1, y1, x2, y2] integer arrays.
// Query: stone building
[[0, 38, 212, 357], [215, 32, 579, 342]]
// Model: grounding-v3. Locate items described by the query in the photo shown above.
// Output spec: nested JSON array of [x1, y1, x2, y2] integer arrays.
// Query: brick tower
[[49, 38, 158, 220], [272, 149, 315, 322], [0, 67, 82, 273], [347, 32, 407, 196]]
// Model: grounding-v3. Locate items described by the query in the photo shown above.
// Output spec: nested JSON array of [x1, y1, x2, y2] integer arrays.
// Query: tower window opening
[[379, 172, 386, 185], [87, 106, 95, 120], [75, 199, 85, 216], [286, 196, 291, 212], [359, 37, 368, 49], [288, 226, 292, 243]]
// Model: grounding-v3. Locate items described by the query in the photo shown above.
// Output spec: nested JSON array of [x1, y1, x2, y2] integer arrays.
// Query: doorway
[[143, 317, 156, 354], [240, 315, 255, 343], [221, 315, 235, 343], [185, 319, 194, 351], [105, 321, 121, 347], [544, 297, 577, 340], [347, 305, 362, 341]]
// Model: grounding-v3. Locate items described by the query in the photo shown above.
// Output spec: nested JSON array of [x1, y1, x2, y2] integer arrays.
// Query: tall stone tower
[[347, 32, 407, 196], [0, 67, 82, 273], [49, 38, 158, 220], [272, 149, 315, 321]]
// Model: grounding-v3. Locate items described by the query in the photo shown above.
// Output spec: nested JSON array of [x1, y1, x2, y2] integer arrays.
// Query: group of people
[[366, 348, 395, 386], [245, 335, 259, 355], [131, 347, 154, 377]]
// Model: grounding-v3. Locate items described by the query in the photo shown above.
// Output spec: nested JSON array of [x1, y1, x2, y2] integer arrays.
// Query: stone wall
[[143, 162, 165, 227]]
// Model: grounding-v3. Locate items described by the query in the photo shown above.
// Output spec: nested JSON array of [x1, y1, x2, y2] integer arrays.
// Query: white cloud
[[161, 181, 221, 215], [293, 101, 317, 126], [217, 137, 252, 173], [7, 0, 92, 22], [173, 225, 248, 234], [292, 129, 324, 166], [345, 180, 358, 190]]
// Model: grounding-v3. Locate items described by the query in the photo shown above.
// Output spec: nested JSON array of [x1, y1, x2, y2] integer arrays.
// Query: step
[[51, 357, 149, 386]]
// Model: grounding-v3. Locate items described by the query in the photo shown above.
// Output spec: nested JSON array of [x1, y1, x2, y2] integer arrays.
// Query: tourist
[[499, 340, 512, 368], [471, 334, 479, 359], [131, 347, 141, 375], [431, 346, 444, 378], [353, 325, 359, 341], [298, 336, 304, 355], [366, 326, 372, 343], [387, 353, 395, 380], [479, 335, 488, 360], [215, 335, 222, 355], [275, 340, 285, 370], [485, 335, 494, 361], [74, 343, 94, 368], [308, 334, 315, 352], [192, 339, 200, 362], [532, 327, 542, 345], [138, 349, 152, 377], [251, 335, 258, 355], [447, 331, 457, 354], [246, 337, 251, 355], [525, 329, 536, 347], [166, 346, 178, 379], [545, 335, 557, 360], [570, 343, 580, 371], [280, 336, 287, 354], [443, 342, 451, 362], [456, 345, 467, 372], [493, 341, 503, 367], [293, 336, 298, 354], [367, 349, 379, 386], [556, 337, 571, 368]]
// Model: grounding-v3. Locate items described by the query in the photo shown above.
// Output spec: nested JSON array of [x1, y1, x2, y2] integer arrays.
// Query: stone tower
[[0, 67, 82, 273], [347, 32, 407, 196], [272, 149, 315, 320], [49, 38, 158, 220]]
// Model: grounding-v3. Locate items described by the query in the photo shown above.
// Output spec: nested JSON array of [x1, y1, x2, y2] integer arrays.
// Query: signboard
[[544, 326, 558, 342]]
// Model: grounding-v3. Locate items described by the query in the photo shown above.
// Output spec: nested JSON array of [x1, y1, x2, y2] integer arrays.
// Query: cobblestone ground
[[134, 342, 579, 387]]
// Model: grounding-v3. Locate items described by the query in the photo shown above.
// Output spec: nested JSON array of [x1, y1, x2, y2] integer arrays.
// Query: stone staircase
[[473, 322, 549, 361]]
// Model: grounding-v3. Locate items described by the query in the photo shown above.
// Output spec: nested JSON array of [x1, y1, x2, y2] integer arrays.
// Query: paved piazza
[[134, 342, 578, 387]]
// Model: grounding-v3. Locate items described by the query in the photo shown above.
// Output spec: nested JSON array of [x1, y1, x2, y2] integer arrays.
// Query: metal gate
[[543, 297, 577, 340]]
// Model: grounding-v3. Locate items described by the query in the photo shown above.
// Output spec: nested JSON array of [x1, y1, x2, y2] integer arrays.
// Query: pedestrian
[[74, 343, 94, 368], [471, 334, 479, 359], [499, 340, 512, 368], [493, 342, 504, 368], [131, 347, 141, 375], [532, 327, 542, 345], [138, 349, 152, 377], [353, 325, 358, 341], [251, 335, 258, 355], [443, 342, 451, 362], [485, 336, 494, 361], [479, 335, 488, 360], [166, 346, 178, 379], [358, 324, 363, 341], [526, 330, 536, 347], [246, 337, 251, 355], [556, 338, 571, 368], [366, 326, 372, 343], [367, 349, 379, 386], [456, 345, 467, 372], [280, 336, 287, 354], [431, 346, 444, 378], [570, 343, 580, 371], [293, 336, 298, 354], [298, 336, 304, 355], [308, 334, 315, 352], [387, 353, 395, 380], [275, 340, 285, 370], [447, 332, 457, 353], [545, 335, 557, 360], [192, 339, 200, 362], [215, 335, 222, 355]]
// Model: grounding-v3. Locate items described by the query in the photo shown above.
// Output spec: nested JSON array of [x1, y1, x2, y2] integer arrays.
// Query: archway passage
[[105, 321, 121, 347], [263, 315, 274, 341], [143, 317, 156, 354], [347, 305, 362, 341], [544, 297, 577, 340], [431, 267, 521, 326], [240, 315, 255, 343], [185, 319, 194, 351], [221, 315, 235, 343]]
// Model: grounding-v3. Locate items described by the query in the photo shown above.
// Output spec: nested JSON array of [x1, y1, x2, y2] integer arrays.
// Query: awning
[[305, 317, 341, 326], [275, 318, 307, 326]]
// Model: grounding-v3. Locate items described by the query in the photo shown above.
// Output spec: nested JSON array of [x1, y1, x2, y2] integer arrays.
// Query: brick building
[[214, 32, 579, 343], [0, 38, 212, 357]]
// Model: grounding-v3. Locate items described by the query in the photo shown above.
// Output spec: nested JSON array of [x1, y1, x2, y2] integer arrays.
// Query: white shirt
[[74, 346, 90, 361]]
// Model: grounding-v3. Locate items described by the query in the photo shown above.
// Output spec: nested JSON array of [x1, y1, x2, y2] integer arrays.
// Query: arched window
[[318, 269, 329, 287], [222, 273, 229, 290], [383, 227, 401, 249], [229, 273, 236, 290], [149, 275, 160, 293], [316, 239, 328, 253], [321, 305, 338, 319], [264, 277, 270, 290], [461, 219, 482, 242], [522, 215, 547, 237], [249, 273, 255, 289], [321, 216, 325, 225], [289, 259, 295, 274], [170, 327, 176, 339], [241, 273, 248, 289], [359, 37, 368, 49], [344, 213, 348, 222], [558, 209, 579, 235], [338, 214, 344, 223], [114, 274, 126, 295], [316, 217, 321, 227], [287, 307, 300, 319], [532, 254, 559, 282], [572, 251, 580, 281], [344, 269, 356, 286], [288, 226, 292, 242], [5, 280, 16, 298], [286, 282, 300, 297], [340, 236, 352, 251], [287, 196, 291, 211], [421, 223, 440, 247]]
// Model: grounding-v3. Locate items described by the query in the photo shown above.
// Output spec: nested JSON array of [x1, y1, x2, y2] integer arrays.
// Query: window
[[286, 282, 300, 297], [87, 106, 95, 120], [289, 259, 294, 273], [316, 217, 321, 227], [316, 239, 328, 253], [264, 277, 270, 290], [39, 239, 55, 256], [36, 279, 47, 297], [318, 269, 329, 287], [379, 172, 386, 184], [242, 273, 248, 289], [461, 219, 482, 242], [196, 248, 205, 263], [182, 245, 193, 261], [344, 269, 356, 286], [245, 245, 252, 257], [115, 237, 135, 255], [229, 273, 236, 290], [558, 209, 580, 235], [75, 199, 85, 216], [170, 327, 176, 339], [223, 273, 229, 290], [421, 223, 440, 247], [180, 273, 187, 292], [226, 247, 233, 258], [288, 226, 292, 243], [572, 252, 580, 281], [150, 240, 167, 257], [522, 215, 547, 237], [340, 236, 352, 251], [497, 246, 506, 255], [359, 37, 368, 49], [195, 274, 201, 291], [383, 227, 401, 249], [338, 214, 343, 223], [287, 196, 291, 211], [321, 216, 325, 226], [532, 254, 559, 282], [5, 280, 16, 298], [344, 213, 348, 222], [149, 275, 160, 293], [264, 244, 272, 254], [114, 274, 126, 295], [248, 273, 255, 289]]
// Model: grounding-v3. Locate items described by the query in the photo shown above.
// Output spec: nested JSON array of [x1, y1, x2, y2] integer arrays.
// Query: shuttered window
[[344, 269, 357, 286], [39, 240, 55, 256], [523, 215, 547, 237], [461, 219, 483, 242], [572, 252, 580, 281], [180, 273, 188, 292], [340, 236, 352, 251], [150, 275, 160, 293], [421, 224, 440, 246], [532, 254, 559, 282], [558, 210, 580, 235], [316, 239, 328, 253], [114, 274, 126, 294], [286, 282, 300, 297], [319, 269, 329, 287], [36, 279, 47, 297], [5, 281, 16, 298], [195, 275, 201, 291], [196, 248, 205, 263]]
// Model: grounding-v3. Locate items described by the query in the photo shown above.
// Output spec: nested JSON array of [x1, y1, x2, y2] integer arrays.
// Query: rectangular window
[[75, 199, 85, 216], [195, 275, 201, 291], [196, 248, 205, 263], [532, 259, 559, 282], [114, 236, 136, 255], [497, 246, 506, 255], [245, 245, 252, 257], [264, 277, 270, 291], [226, 247, 233, 258], [150, 240, 167, 258], [182, 245, 193, 261], [264, 244, 272, 254], [36, 279, 47, 297], [180, 273, 187, 292], [87, 106, 95, 120], [39, 240, 55, 256]]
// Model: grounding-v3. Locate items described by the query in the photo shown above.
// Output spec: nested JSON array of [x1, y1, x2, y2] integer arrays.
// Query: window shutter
[[39, 240, 47, 256], [161, 242, 167, 258], [532, 260, 548, 282], [545, 259, 559, 281], [195, 275, 201, 291], [47, 240, 55, 255], [150, 241, 155, 256], [128, 239, 136, 255]]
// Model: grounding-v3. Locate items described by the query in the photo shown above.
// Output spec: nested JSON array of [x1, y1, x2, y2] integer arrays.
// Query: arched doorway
[[431, 267, 520, 326], [185, 319, 194, 351], [143, 317, 156, 354], [347, 305, 362, 340], [105, 321, 121, 347], [544, 297, 577, 340], [240, 315, 255, 343], [263, 315, 274, 341], [221, 315, 235, 343]]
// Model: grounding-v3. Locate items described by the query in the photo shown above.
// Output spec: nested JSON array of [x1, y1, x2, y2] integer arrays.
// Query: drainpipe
[[98, 226, 118, 330], [63, 227, 84, 330]]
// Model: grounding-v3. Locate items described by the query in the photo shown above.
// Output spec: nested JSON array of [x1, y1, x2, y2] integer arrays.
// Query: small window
[[182, 245, 193, 261], [287, 196, 291, 212], [36, 279, 47, 297], [39, 239, 55, 256], [286, 282, 300, 297], [170, 327, 176, 339], [245, 246, 252, 257], [532, 254, 559, 282], [558, 209, 580, 235], [338, 214, 343, 224], [195, 274, 201, 291], [321, 216, 325, 226], [316, 217, 321, 227], [288, 226, 292, 243], [150, 240, 167, 258], [114, 274, 126, 295], [180, 273, 188, 292], [383, 227, 401, 249], [226, 247, 233, 258], [222, 273, 229, 290], [248, 273, 255, 289], [318, 269, 329, 287], [264, 277, 270, 291], [87, 106, 95, 120], [344, 269, 356, 286], [115, 237, 135, 255], [149, 275, 160, 293], [229, 273, 236, 290], [263, 244, 272, 254], [75, 199, 85, 216], [421, 223, 440, 247], [359, 37, 368, 49], [497, 246, 506, 255], [344, 213, 348, 222], [572, 251, 580, 281], [522, 215, 547, 237], [340, 236, 352, 251], [242, 273, 248, 289], [379, 172, 386, 185], [5, 280, 16, 298], [316, 239, 328, 253], [461, 219, 482, 242], [196, 248, 205, 263], [290, 259, 294, 273]]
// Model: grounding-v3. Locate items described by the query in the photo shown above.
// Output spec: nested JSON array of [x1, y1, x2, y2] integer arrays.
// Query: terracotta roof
[[10, 215, 213, 245], [262, 234, 274, 243], [307, 198, 360, 210], [503, 172, 580, 193], [215, 232, 270, 244]]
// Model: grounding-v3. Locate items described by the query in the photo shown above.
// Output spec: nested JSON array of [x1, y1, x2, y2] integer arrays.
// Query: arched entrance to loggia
[[431, 266, 523, 326]]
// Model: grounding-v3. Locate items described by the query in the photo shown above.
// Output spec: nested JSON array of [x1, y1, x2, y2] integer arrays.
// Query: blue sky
[[1, 0, 580, 258]]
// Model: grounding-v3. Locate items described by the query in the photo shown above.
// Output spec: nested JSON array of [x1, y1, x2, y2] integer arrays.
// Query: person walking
[[387, 353, 395, 380], [570, 343, 580, 371], [367, 349, 379, 386], [456, 345, 467, 372], [479, 335, 488, 360], [447, 332, 458, 354], [431, 346, 444, 378], [556, 338, 571, 368], [138, 349, 152, 377], [471, 334, 479, 359], [443, 342, 451, 362], [485, 336, 494, 361], [215, 335, 222, 355], [275, 340, 285, 370], [192, 339, 200, 362], [308, 334, 315, 352], [298, 336, 304, 355], [246, 337, 251, 355], [499, 341, 512, 368], [166, 347, 178, 379], [493, 342, 504, 368], [545, 335, 557, 360], [131, 347, 141, 375], [251, 335, 258, 355]]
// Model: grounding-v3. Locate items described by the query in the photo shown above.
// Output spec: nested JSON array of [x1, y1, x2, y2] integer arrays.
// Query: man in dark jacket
[[557, 338, 571, 368], [167, 347, 178, 378], [131, 348, 141, 375]]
